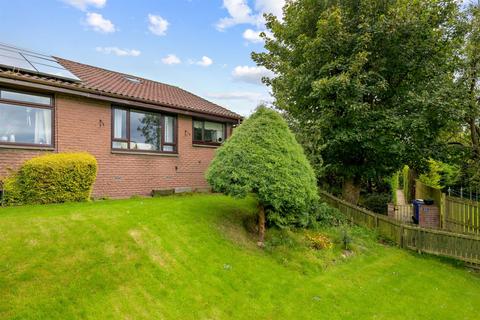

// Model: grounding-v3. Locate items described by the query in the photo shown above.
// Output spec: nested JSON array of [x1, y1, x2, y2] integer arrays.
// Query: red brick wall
[[0, 93, 229, 198], [419, 205, 440, 229]]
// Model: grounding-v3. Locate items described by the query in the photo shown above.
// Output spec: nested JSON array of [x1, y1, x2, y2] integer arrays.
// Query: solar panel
[[0, 43, 81, 82]]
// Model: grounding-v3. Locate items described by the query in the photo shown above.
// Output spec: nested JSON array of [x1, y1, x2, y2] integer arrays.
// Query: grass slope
[[0, 194, 479, 319]]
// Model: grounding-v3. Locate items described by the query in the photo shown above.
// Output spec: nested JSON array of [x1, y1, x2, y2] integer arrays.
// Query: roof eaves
[[0, 70, 243, 121]]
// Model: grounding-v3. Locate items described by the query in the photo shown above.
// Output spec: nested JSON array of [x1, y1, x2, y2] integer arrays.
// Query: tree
[[206, 106, 318, 244], [456, 2, 480, 159], [253, 0, 463, 204]]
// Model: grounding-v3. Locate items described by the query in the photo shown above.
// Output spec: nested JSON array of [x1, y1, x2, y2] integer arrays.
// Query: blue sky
[[0, 0, 284, 115]]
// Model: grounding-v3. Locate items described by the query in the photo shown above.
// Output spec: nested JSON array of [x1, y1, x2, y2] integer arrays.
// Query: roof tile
[[0, 56, 242, 120]]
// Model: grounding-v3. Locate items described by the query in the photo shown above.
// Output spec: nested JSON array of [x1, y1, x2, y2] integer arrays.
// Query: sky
[[0, 0, 285, 116]]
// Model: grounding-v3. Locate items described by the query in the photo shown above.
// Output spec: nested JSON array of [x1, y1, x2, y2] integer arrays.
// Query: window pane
[[130, 110, 161, 151], [163, 145, 174, 152], [0, 103, 51, 145], [113, 109, 127, 139], [0, 90, 51, 105], [204, 121, 225, 143], [193, 120, 203, 141], [164, 116, 174, 143], [112, 141, 128, 149]]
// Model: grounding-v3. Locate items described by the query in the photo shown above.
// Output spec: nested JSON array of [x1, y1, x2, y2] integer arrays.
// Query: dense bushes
[[207, 106, 319, 237], [359, 193, 391, 214], [2, 153, 97, 205], [308, 202, 347, 228], [419, 159, 460, 190]]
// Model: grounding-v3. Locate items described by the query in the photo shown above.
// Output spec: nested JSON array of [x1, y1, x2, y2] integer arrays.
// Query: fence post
[[399, 225, 404, 248]]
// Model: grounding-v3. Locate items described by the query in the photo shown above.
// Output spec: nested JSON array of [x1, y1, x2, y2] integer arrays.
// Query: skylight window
[[125, 76, 141, 84]]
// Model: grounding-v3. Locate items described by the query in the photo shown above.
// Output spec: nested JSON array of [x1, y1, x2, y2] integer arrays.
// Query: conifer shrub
[[206, 106, 319, 241]]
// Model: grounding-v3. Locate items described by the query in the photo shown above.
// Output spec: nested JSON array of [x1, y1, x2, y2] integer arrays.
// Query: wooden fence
[[391, 204, 413, 224], [321, 191, 480, 265], [444, 196, 480, 235], [415, 180, 480, 235]]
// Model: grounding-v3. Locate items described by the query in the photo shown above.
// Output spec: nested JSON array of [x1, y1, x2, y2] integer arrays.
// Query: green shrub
[[359, 193, 390, 214], [206, 106, 319, 229], [308, 202, 347, 228], [389, 172, 399, 204], [402, 165, 410, 202], [2, 173, 22, 206], [419, 159, 460, 189], [340, 227, 352, 250], [3, 152, 97, 205]]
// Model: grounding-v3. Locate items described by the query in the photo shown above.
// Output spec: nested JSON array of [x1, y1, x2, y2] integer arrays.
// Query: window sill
[[192, 144, 221, 148], [0, 144, 55, 151], [111, 150, 179, 157]]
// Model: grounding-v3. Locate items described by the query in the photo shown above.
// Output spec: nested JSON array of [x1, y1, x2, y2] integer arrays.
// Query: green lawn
[[0, 194, 479, 319]]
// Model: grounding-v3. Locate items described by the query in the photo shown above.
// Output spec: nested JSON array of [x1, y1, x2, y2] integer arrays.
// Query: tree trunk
[[342, 178, 361, 205], [469, 117, 480, 159], [257, 203, 266, 246], [468, 54, 479, 159]]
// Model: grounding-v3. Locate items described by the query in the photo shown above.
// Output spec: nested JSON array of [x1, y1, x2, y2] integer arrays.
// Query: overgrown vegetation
[[207, 106, 319, 242], [390, 172, 400, 205], [2, 152, 97, 205], [307, 202, 348, 228], [418, 159, 460, 190], [359, 193, 391, 214], [402, 165, 411, 203]]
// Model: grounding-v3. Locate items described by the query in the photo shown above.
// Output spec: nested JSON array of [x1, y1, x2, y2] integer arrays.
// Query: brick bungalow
[[0, 47, 242, 198]]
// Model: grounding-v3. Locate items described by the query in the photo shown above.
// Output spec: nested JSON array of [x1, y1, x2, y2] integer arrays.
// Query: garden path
[[396, 189, 406, 205]]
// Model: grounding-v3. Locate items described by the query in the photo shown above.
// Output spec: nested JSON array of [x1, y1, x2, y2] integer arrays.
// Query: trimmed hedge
[[3, 153, 98, 205]]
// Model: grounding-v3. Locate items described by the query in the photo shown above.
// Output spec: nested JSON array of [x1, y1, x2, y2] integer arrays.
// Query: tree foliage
[[206, 106, 319, 229], [253, 0, 464, 203], [418, 159, 460, 189], [454, 2, 480, 157]]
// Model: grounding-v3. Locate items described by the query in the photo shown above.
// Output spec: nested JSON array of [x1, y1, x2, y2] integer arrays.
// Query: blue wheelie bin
[[412, 199, 424, 224]]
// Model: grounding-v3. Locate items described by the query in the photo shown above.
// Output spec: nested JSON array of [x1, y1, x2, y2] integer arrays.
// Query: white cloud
[[216, 0, 259, 31], [148, 14, 169, 36], [232, 65, 274, 84], [243, 29, 267, 43], [206, 89, 274, 116], [206, 91, 264, 102], [62, 0, 106, 11], [216, 0, 285, 30], [196, 56, 213, 67], [162, 54, 181, 65], [255, 0, 285, 18], [96, 47, 141, 56], [85, 12, 115, 33]]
